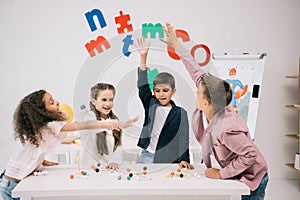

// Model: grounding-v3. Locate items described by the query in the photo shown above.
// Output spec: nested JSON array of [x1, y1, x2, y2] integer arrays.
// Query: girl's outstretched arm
[[61, 120, 120, 132], [120, 116, 139, 129], [60, 116, 139, 132]]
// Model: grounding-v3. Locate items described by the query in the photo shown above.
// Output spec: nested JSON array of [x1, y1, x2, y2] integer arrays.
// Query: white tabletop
[[13, 164, 249, 200]]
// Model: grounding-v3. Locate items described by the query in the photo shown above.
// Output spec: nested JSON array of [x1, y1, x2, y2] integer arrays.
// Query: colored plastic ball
[[80, 105, 86, 110], [82, 171, 88, 176]]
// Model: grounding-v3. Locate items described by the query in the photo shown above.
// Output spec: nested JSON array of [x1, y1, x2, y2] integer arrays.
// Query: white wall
[[1, 0, 300, 180]]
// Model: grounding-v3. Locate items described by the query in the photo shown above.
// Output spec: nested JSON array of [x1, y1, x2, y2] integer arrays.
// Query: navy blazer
[[137, 68, 190, 163]]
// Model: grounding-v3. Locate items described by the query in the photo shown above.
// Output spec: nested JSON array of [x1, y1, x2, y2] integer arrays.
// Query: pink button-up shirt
[[176, 45, 268, 191]]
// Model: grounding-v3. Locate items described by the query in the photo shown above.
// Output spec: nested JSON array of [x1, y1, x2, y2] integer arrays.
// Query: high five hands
[[107, 116, 139, 131], [160, 22, 181, 49], [134, 22, 180, 55]]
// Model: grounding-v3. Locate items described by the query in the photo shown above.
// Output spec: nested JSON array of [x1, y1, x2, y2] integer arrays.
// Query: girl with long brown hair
[[79, 83, 138, 170]]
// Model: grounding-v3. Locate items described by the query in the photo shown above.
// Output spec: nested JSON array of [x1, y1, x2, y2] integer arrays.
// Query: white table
[[12, 164, 249, 200]]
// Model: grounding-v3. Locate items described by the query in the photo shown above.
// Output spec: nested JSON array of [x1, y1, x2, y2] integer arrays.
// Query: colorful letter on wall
[[142, 23, 164, 39], [85, 9, 107, 32], [85, 36, 111, 57], [122, 34, 133, 57]]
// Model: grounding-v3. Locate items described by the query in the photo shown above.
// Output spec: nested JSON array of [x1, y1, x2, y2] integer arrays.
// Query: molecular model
[[69, 157, 89, 179], [165, 167, 201, 179], [116, 166, 150, 181], [33, 170, 48, 176], [90, 162, 101, 173]]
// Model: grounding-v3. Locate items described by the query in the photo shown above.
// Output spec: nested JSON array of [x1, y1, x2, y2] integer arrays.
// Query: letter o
[[190, 44, 211, 67]]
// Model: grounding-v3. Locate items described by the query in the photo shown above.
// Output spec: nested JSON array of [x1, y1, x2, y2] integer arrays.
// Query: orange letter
[[190, 44, 211, 67], [85, 36, 111, 57], [167, 29, 190, 60]]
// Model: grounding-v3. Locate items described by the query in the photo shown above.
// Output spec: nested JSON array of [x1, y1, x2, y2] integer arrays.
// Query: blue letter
[[85, 9, 107, 32], [122, 35, 133, 57]]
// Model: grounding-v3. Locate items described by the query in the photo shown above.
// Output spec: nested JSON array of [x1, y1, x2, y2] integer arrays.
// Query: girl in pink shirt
[[0, 89, 137, 200], [161, 23, 268, 200]]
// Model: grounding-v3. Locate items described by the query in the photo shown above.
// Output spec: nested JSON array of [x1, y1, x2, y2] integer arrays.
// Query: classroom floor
[[265, 179, 300, 200]]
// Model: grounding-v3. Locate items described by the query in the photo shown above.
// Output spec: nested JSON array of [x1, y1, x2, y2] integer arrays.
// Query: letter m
[[85, 36, 111, 57], [142, 23, 164, 39]]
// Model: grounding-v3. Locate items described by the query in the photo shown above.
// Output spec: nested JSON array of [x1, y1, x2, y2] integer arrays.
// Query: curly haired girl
[[0, 89, 137, 200]]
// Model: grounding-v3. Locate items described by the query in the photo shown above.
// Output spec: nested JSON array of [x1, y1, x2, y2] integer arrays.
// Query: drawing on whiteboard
[[225, 67, 248, 113], [212, 53, 266, 139]]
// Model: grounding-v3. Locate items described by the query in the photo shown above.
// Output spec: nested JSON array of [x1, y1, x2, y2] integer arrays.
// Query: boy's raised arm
[[161, 22, 206, 87], [134, 38, 150, 71]]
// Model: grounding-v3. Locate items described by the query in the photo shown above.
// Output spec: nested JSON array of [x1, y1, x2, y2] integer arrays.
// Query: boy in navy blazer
[[135, 38, 193, 169]]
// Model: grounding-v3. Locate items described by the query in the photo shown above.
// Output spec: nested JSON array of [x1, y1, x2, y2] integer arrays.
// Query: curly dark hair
[[13, 90, 64, 147], [89, 83, 122, 156]]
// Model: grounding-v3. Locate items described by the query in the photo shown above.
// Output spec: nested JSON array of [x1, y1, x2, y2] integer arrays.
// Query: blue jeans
[[138, 149, 154, 163], [242, 172, 269, 200], [0, 170, 20, 200]]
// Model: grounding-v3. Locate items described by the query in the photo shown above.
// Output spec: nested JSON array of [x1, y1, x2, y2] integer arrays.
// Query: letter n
[[85, 9, 107, 32]]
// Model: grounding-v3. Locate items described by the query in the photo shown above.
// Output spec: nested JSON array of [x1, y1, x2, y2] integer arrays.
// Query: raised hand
[[134, 37, 150, 56], [160, 22, 181, 49]]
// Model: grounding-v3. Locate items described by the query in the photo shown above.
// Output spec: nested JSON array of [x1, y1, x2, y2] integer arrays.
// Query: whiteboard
[[212, 53, 266, 139]]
